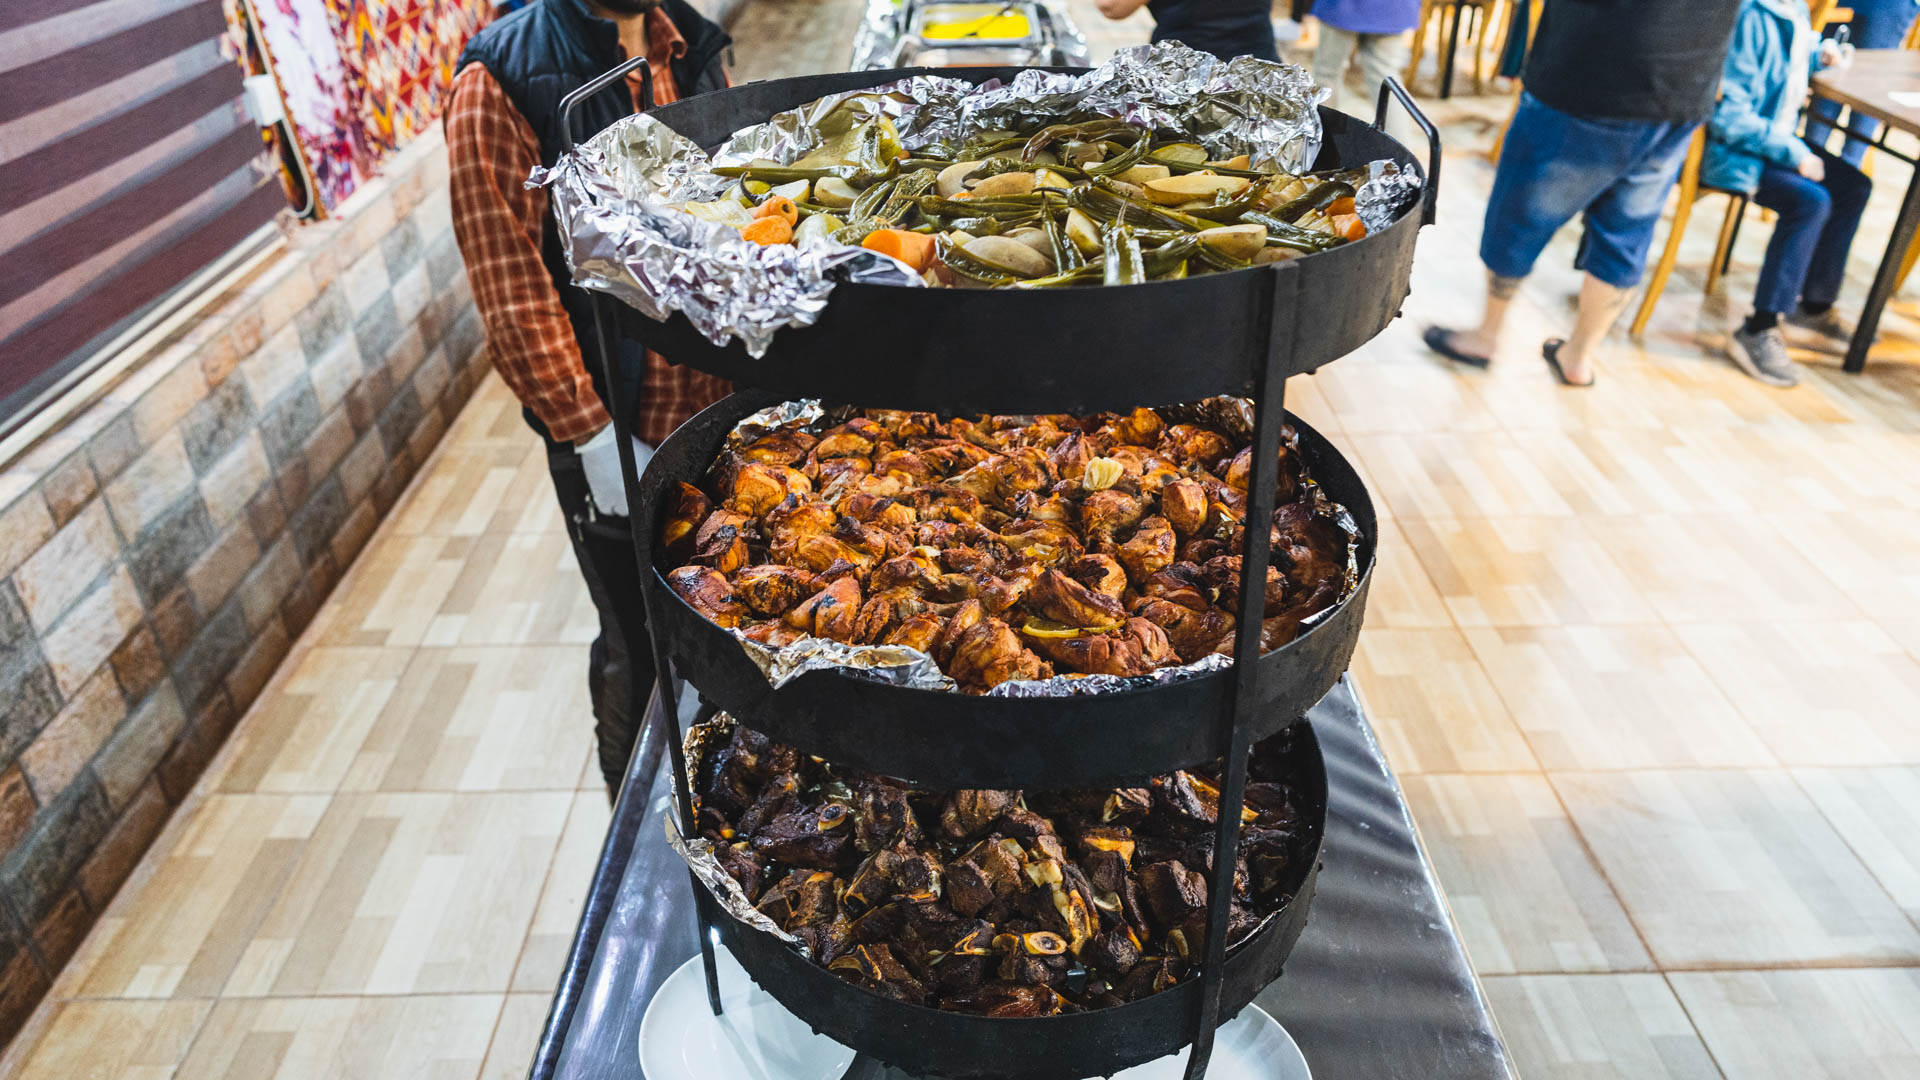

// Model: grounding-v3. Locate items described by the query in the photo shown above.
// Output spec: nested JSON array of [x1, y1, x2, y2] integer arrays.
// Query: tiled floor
[[9, 3, 1920, 1077]]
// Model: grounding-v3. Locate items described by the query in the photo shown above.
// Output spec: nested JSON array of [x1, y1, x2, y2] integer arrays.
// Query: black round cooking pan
[[700, 718, 1326, 1080], [608, 68, 1433, 416], [639, 390, 1375, 789]]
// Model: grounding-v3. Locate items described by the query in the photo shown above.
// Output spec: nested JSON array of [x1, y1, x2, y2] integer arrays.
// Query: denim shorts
[[1480, 93, 1697, 288]]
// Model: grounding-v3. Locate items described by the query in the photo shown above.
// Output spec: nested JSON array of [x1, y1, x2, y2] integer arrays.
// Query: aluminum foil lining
[[702, 399, 1363, 698], [850, 0, 1091, 72], [540, 42, 1332, 357], [1355, 159, 1424, 234]]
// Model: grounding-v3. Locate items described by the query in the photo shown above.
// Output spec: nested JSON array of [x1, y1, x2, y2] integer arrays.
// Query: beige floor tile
[[178, 994, 503, 1080], [9, 1000, 211, 1080], [384, 441, 560, 538], [1582, 514, 1859, 624], [225, 791, 571, 996], [320, 531, 595, 648], [480, 994, 552, 1080], [1481, 974, 1721, 1080], [1283, 371, 1342, 436], [1362, 518, 1455, 630], [1406, 775, 1650, 975], [1350, 431, 1575, 519], [1553, 770, 1920, 968], [70, 794, 328, 999], [1670, 969, 1920, 1080], [1794, 767, 1920, 926], [345, 646, 594, 793], [1401, 516, 1658, 627], [512, 792, 613, 994], [1771, 508, 1920, 620], [1674, 621, 1920, 766], [1312, 341, 1503, 434], [1352, 629, 1539, 774], [1506, 428, 1736, 517], [1464, 625, 1773, 770], [209, 647, 414, 794]]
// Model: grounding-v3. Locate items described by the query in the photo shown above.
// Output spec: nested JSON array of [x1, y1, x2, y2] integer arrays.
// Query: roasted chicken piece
[[740, 429, 817, 466], [1029, 569, 1126, 628], [660, 483, 712, 565], [1079, 489, 1147, 550], [1048, 430, 1091, 483], [883, 612, 945, 654], [1160, 478, 1209, 537], [1027, 629, 1154, 677], [723, 461, 810, 517], [932, 599, 986, 667], [912, 484, 987, 524], [948, 617, 1047, 689], [841, 492, 917, 532], [690, 510, 751, 574], [1097, 407, 1165, 447], [1200, 555, 1289, 618], [1131, 597, 1234, 662], [784, 575, 862, 641], [733, 564, 815, 617], [665, 566, 747, 628], [1222, 441, 1301, 503], [1159, 424, 1234, 472], [1116, 516, 1176, 584], [1065, 554, 1128, 599]]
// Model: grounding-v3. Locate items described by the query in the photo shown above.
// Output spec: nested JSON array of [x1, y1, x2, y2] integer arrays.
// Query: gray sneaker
[[1728, 326, 1801, 388], [1783, 306, 1850, 343]]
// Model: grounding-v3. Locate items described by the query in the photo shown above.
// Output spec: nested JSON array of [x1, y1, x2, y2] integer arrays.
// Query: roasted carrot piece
[[754, 195, 798, 226], [740, 216, 794, 246], [861, 228, 938, 271], [1327, 196, 1356, 217], [1329, 213, 1366, 241]]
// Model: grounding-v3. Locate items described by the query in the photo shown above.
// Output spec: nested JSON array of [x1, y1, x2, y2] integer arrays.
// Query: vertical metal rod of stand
[[1183, 267, 1299, 1080]]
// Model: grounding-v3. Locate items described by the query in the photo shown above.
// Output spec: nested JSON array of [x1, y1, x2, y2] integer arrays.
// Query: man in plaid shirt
[[448, 0, 730, 796]]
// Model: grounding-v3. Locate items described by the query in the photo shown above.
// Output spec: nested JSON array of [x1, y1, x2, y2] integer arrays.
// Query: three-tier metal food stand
[[531, 59, 1514, 1080]]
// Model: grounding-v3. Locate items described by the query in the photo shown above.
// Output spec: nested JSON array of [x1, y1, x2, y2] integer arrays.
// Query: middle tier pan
[[640, 390, 1376, 789]]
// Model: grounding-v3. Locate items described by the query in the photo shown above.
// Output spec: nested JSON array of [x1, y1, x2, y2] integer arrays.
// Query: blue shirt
[[1312, 0, 1423, 35]]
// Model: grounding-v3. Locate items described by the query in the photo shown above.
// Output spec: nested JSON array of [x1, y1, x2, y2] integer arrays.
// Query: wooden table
[[1813, 49, 1920, 373]]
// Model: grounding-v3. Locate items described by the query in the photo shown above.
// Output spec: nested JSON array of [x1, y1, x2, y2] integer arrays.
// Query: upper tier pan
[[606, 67, 1435, 415], [639, 390, 1377, 789]]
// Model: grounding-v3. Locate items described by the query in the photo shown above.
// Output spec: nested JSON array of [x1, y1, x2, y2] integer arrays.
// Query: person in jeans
[[1423, 0, 1744, 386], [446, 0, 731, 796], [1093, 0, 1280, 62], [1806, 0, 1920, 165], [1310, 0, 1422, 120], [1707, 0, 1866, 387]]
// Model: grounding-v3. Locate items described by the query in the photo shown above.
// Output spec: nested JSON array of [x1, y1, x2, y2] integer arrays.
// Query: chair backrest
[[1676, 125, 1707, 204], [1809, 1, 1853, 32]]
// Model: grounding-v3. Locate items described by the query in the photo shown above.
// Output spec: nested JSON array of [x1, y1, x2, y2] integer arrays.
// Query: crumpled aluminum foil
[[666, 713, 811, 955], [850, 0, 1091, 72], [538, 41, 1342, 357], [1355, 159, 1424, 234], [696, 399, 1363, 698]]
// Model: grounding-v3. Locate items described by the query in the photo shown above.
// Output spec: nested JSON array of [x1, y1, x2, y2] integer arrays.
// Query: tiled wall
[[0, 130, 484, 1041]]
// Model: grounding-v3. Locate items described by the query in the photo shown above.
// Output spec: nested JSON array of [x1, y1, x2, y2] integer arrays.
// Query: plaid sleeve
[[446, 63, 611, 444]]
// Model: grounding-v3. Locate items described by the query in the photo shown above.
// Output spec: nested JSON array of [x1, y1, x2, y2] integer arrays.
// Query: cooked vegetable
[[862, 228, 939, 272], [754, 195, 799, 227], [740, 216, 794, 246], [814, 177, 860, 208]]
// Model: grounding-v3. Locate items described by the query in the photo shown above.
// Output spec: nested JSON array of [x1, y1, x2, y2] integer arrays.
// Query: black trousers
[[547, 448, 656, 797]]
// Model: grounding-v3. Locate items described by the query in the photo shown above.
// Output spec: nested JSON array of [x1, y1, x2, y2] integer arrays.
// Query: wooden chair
[[1629, 127, 1752, 337], [1406, 0, 1501, 98], [1486, 0, 1542, 162]]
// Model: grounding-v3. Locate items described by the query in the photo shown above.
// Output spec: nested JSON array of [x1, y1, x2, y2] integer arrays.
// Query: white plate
[[639, 953, 1308, 1080], [639, 952, 859, 1080]]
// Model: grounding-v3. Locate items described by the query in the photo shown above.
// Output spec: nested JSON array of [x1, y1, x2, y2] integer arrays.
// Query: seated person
[[1093, 0, 1280, 62], [1706, 0, 1867, 388]]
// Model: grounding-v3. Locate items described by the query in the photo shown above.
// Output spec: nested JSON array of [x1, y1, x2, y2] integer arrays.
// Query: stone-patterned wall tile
[[33, 886, 91, 972], [38, 566, 143, 696], [280, 551, 338, 637], [0, 658, 60, 769], [0, 491, 55, 581], [0, 765, 38, 854], [353, 294, 405, 368], [0, 776, 111, 922], [254, 259, 317, 337], [102, 432, 196, 541], [310, 338, 363, 415], [406, 400, 448, 471], [155, 690, 239, 802], [301, 410, 355, 486], [295, 284, 351, 359], [203, 310, 265, 390], [40, 453, 99, 529], [185, 524, 260, 617], [340, 247, 392, 317], [129, 361, 209, 447], [223, 619, 290, 710], [337, 431, 387, 508], [383, 324, 428, 385], [170, 602, 249, 712], [108, 625, 167, 705], [414, 349, 452, 412], [94, 687, 187, 812], [241, 323, 307, 411], [443, 310, 485, 377], [376, 384, 424, 463], [245, 486, 288, 548], [0, 909, 49, 1046], [76, 777, 169, 911], [236, 537, 301, 634], [415, 187, 454, 241], [380, 217, 423, 278], [21, 669, 125, 803], [259, 384, 323, 469], [84, 413, 140, 486], [424, 227, 464, 294], [391, 261, 431, 327], [148, 587, 199, 664], [329, 502, 376, 571], [181, 377, 256, 475], [126, 497, 214, 608], [289, 476, 348, 566], [13, 501, 119, 632], [201, 434, 272, 531]]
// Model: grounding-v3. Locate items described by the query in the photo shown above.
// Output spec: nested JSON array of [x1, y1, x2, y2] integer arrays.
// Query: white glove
[[576, 423, 654, 518]]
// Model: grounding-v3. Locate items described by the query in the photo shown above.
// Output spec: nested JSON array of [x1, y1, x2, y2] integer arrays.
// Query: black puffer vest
[[458, 0, 729, 449]]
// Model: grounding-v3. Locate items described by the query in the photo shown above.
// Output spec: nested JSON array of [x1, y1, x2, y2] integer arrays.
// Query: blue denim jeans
[[1807, 0, 1920, 166], [1751, 144, 1873, 315], [1481, 93, 1698, 288]]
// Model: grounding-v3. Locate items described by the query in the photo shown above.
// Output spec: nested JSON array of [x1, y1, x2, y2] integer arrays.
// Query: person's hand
[[575, 422, 654, 518], [1819, 39, 1854, 69], [1798, 152, 1826, 182]]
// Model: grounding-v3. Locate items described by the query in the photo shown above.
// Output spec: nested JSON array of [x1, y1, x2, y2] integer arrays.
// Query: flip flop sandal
[[1423, 326, 1491, 369], [1542, 338, 1595, 388]]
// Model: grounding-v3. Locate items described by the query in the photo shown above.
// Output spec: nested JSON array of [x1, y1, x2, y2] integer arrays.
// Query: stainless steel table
[[530, 677, 1517, 1080]]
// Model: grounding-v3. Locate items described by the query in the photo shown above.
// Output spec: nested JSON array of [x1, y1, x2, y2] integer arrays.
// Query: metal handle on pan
[[560, 53, 656, 153], [1374, 76, 1441, 226]]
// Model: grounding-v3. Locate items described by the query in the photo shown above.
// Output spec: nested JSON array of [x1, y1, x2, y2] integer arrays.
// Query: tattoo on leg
[[1488, 274, 1524, 301]]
